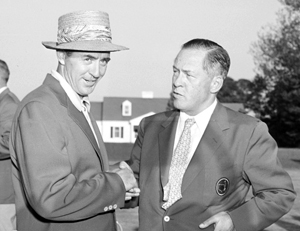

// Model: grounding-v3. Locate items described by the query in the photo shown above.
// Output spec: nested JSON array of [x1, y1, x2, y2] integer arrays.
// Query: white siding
[[101, 120, 131, 143]]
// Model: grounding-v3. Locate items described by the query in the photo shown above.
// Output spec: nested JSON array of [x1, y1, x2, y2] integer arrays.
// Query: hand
[[199, 211, 236, 231], [125, 187, 140, 201], [119, 161, 132, 170], [109, 161, 131, 172], [115, 162, 138, 191]]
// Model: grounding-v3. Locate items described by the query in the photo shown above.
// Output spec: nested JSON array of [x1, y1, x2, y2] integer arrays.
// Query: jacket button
[[164, 216, 170, 222]]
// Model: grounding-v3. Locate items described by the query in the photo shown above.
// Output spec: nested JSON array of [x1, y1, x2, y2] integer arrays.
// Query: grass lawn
[[116, 148, 300, 231]]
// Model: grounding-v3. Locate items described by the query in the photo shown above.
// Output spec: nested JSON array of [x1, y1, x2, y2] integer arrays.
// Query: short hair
[[181, 38, 230, 79], [56, 50, 73, 57], [0, 59, 10, 82]]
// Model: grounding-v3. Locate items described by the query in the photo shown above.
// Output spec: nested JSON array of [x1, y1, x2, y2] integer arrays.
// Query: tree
[[217, 77, 239, 103], [250, 0, 300, 147], [217, 77, 254, 108]]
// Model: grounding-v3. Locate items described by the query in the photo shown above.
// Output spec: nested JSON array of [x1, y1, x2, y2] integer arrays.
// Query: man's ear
[[210, 75, 224, 94], [56, 51, 66, 65]]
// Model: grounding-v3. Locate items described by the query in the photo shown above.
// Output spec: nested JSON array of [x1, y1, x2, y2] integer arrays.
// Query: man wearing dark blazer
[[127, 39, 296, 231], [0, 59, 19, 230], [9, 11, 138, 231]]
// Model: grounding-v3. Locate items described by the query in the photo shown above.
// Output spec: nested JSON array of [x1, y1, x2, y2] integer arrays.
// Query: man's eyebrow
[[101, 57, 111, 62], [173, 65, 192, 74], [84, 54, 97, 59], [182, 69, 192, 74]]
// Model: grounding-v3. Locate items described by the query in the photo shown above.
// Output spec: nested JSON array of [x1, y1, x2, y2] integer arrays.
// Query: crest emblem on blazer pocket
[[216, 178, 229, 196]]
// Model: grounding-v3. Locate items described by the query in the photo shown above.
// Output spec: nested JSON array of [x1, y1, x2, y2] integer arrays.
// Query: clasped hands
[[109, 161, 140, 201]]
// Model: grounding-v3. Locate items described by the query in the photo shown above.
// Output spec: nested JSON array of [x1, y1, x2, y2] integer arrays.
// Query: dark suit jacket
[[0, 88, 19, 203], [128, 102, 296, 231], [10, 75, 126, 231]]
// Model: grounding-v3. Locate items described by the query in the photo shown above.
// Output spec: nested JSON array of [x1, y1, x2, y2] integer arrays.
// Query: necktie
[[162, 118, 195, 210]]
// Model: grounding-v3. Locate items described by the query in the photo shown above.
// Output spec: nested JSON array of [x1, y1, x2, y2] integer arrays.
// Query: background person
[[127, 38, 296, 231], [0, 59, 19, 231], [10, 10, 138, 231]]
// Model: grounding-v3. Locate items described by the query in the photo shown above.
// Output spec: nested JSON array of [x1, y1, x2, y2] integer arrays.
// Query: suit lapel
[[182, 102, 229, 192], [158, 111, 179, 188], [43, 75, 104, 169], [67, 100, 103, 163], [90, 113, 109, 170]]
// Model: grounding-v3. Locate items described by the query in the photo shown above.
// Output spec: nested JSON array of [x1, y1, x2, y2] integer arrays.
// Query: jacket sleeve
[[229, 122, 296, 231], [0, 96, 18, 159], [11, 101, 126, 221], [124, 118, 146, 208]]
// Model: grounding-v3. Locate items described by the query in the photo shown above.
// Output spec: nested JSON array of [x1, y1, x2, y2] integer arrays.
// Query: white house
[[91, 97, 169, 143]]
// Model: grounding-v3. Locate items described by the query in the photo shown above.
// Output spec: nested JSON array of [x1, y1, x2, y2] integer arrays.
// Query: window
[[110, 126, 124, 138], [124, 105, 130, 115], [122, 100, 132, 116], [134, 126, 139, 138]]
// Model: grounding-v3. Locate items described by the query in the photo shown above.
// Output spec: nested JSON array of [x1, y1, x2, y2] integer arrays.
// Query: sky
[[1, 0, 282, 101]]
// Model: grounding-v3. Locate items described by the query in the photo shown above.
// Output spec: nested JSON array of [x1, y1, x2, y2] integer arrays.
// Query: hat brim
[[42, 40, 128, 52]]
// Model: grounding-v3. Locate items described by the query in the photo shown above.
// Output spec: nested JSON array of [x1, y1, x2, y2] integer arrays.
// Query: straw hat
[[42, 11, 128, 52]]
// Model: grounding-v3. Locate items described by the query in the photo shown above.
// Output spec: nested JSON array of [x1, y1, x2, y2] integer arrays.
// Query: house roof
[[102, 97, 169, 121]]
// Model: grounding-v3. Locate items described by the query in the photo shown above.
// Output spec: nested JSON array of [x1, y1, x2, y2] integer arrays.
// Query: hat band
[[57, 25, 112, 44]]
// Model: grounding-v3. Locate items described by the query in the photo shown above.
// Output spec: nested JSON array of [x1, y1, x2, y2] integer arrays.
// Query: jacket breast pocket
[[202, 162, 241, 207]]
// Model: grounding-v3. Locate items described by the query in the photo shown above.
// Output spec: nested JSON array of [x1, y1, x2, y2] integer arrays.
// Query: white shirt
[[51, 70, 99, 146], [0, 86, 8, 95], [173, 99, 217, 165]]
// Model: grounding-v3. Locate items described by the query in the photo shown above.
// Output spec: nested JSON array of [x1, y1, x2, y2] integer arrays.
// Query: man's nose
[[90, 62, 101, 78], [173, 72, 183, 87]]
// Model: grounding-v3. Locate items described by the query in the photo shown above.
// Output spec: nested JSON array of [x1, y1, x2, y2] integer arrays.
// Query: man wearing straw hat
[[9, 11, 139, 231]]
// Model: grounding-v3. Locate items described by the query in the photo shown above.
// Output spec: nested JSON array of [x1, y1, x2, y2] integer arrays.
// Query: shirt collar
[[51, 70, 90, 112], [0, 86, 8, 95], [179, 99, 217, 127], [81, 96, 91, 112]]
